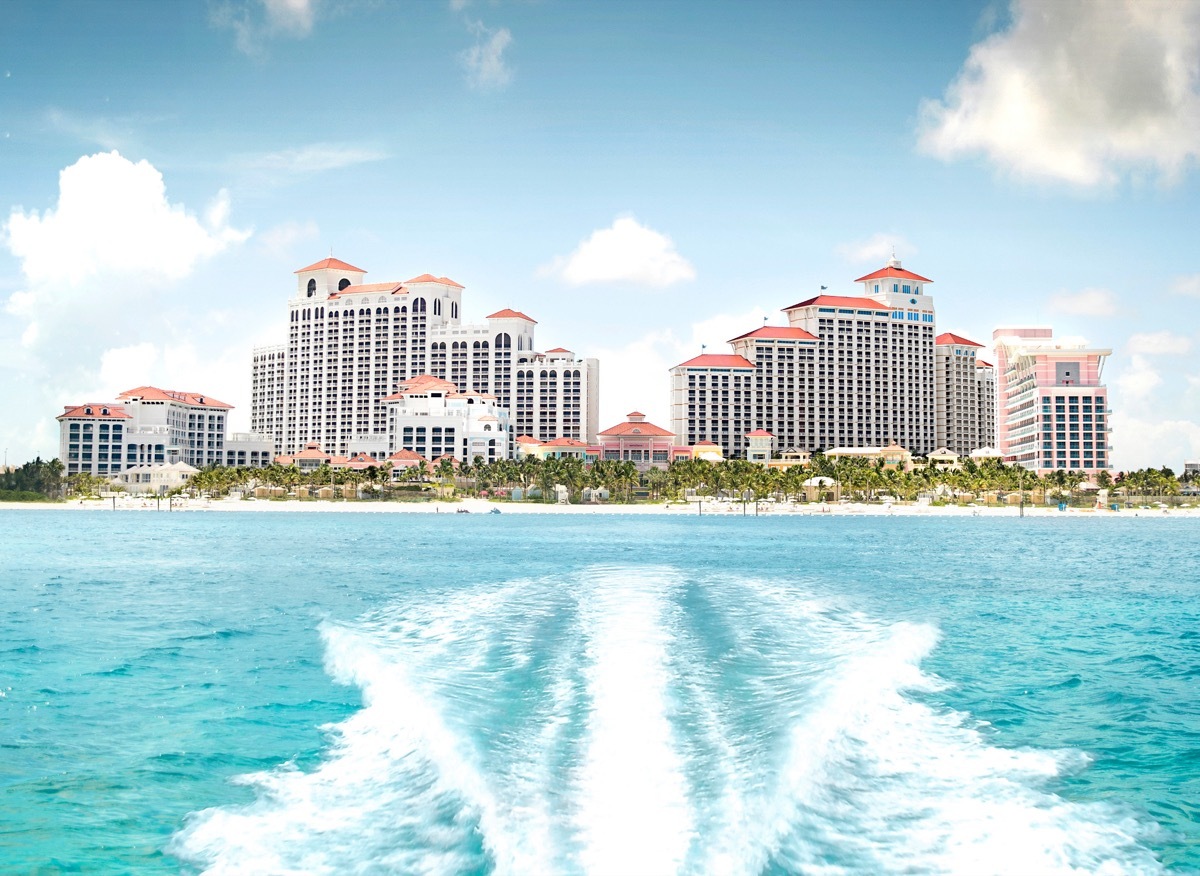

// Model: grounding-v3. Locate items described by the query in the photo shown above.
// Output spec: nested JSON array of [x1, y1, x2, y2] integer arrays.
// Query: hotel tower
[[251, 258, 598, 458], [670, 257, 993, 459]]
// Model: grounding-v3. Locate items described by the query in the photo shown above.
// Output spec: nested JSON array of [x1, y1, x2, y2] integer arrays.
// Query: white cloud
[[1108, 413, 1200, 471], [461, 21, 514, 91], [242, 143, 388, 175], [1115, 354, 1162, 407], [5, 151, 249, 291], [836, 233, 916, 264], [1171, 273, 1200, 297], [1048, 287, 1118, 317], [258, 220, 321, 257], [590, 306, 770, 430], [0, 153, 253, 465], [1127, 331, 1192, 355], [918, 0, 1200, 185], [541, 217, 696, 288], [213, 0, 320, 55]]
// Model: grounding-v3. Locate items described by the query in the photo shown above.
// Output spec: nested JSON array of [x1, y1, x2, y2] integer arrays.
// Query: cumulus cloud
[[461, 20, 514, 90], [1048, 287, 1118, 317], [1127, 330, 1192, 355], [541, 217, 696, 288], [918, 0, 1200, 185], [1108, 413, 1200, 470], [1115, 354, 1163, 406], [0, 152, 252, 463], [213, 0, 320, 55], [835, 233, 917, 264], [4, 151, 249, 290], [1171, 273, 1200, 297]]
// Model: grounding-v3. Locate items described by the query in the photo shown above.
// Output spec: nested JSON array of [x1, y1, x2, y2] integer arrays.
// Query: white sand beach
[[2, 496, 1193, 517]]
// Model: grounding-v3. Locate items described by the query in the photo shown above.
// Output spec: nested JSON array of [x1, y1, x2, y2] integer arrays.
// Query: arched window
[[414, 298, 426, 313], [495, 332, 511, 349], [307, 279, 316, 297], [433, 299, 442, 316], [394, 306, 403, 314], [451, 302, 458, 319], [338, 278, 351, 291]]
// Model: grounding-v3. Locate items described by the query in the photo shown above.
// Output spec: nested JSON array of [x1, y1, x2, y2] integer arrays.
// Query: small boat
[[489, 507, 501, 514]]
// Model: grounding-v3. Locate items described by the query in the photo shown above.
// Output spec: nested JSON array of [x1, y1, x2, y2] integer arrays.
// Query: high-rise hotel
[[251, 258, 598, 458], [670, 257, 995, 459], [993, 327, 1111, 474]]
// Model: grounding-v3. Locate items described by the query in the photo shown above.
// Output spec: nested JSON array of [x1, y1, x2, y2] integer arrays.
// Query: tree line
[[1, 454, 1194, 504]]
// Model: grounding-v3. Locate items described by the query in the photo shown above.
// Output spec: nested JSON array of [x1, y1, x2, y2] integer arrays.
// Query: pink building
[[993, 327, 1111, 474], [596, 411, 677, 470]]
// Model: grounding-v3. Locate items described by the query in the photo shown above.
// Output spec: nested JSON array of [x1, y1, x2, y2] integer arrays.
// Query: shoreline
[[0, 497, 1192, 517]]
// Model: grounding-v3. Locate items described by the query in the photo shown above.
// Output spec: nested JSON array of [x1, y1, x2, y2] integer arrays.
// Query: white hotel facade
[[670, 258, 995, 460], [251, 258, 599, 459]]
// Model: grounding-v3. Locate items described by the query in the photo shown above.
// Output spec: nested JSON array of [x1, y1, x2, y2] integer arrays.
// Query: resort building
[[381, 374, 511, 465], [671, 257, 978, 460], [57, 386, 273, 478], [250, 258, 599, 459], [992, 327, 1112, 474], [596, 411, 677, 471], [934, 333, 997, 456]]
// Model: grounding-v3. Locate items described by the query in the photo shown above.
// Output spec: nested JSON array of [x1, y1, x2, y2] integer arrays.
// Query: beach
[[1, 495, 1191, 517]]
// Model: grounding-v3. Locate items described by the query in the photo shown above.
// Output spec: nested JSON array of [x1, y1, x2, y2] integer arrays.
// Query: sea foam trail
[[574, 567, 694, 876], [172, 567, 1166, 875]]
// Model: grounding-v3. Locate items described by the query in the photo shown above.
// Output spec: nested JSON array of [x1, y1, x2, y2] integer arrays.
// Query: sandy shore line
[[1, 497, 1193, 517]]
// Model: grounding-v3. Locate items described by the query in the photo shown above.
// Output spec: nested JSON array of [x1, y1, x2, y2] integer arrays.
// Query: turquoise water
[[2, 509, 1198, 874]]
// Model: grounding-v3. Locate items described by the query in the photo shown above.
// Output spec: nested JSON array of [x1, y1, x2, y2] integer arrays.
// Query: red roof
[[57, 404, 131, 420], [598, 420, 674, 438], [486, 308, 537, 323], [515, 435, 541, 444], [674, 354, 755, 369], [117, 386, 232, 409], [782, 295, 890, 311], [936, 332, 983, 347], [384, 374, 459, 399], [728, 326, 819, 343], [295, 257, 366, 274], [746, 429, 774, 437], [387, 449, 427, 466], [546, 347, 571, 353], [335, 282, 405, 295], [977, 359, 993, 368], [543, 437, 588, 447], [854, 265, 932, 283], [404, 273, 464, 288]]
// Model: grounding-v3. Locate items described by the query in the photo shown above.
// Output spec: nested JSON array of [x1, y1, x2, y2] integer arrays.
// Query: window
[[307, 279, 316, 297]]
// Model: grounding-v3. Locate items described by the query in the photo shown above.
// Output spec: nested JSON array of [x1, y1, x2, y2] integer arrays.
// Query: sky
[[3, 0, 1200, 471]]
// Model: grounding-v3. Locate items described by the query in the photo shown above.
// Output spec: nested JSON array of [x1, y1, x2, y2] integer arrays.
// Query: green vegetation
[[0, 457, 64, 500], [1, 453, 1195, 508]]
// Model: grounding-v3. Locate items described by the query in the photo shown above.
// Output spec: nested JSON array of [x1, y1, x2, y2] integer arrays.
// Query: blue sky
[[3, 0, 1200, 470]]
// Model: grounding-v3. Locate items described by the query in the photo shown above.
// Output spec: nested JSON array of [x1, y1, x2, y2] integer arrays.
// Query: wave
[[171, 568, 1164, 875]]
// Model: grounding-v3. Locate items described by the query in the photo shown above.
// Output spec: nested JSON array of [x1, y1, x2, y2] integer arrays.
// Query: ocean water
[[2, 509, 1198, 874]]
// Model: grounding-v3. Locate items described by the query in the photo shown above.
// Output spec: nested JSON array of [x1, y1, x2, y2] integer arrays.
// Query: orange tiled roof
[[486, 308, 537, 323], [728, 326, 819, 343], [598, 419, 674, 438], [295, 257, 366, 274], [854, 265, 932, 284], [781, 295, 890, 311], [978, 359, 993, 367], [674, 354, 755, 369], [546, 347, 571, 353], [57, 404, 131, 420], [334, 282, 406, 295], [543, 437, 588, 447], [936, 332, 983, 347], [746, 429, 774, 437], [117, 386, 232, 409], [404, 274, 463, 288]]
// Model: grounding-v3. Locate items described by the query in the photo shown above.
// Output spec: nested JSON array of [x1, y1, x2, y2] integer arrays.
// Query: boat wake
[[171, 567, 1163, 874]]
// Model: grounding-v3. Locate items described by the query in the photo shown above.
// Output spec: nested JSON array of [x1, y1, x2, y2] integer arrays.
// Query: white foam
[[574, 567, 695, 876]]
